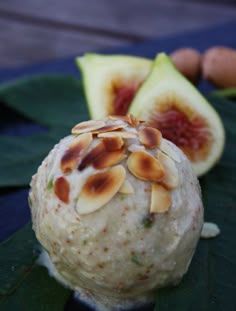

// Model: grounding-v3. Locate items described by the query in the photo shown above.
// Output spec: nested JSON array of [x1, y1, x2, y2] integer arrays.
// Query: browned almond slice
[[91, 124, 127, 134], [157, 151, 179, 189], [150, 183, 171, 213], [127, 150, 164, 181], [159, 140, 181, 163], [127, 114, 140, 127], [98, 131, 137, 139], [108, 115, 130, 123], [76, 165, 126, 214], [60, 133, 93, 174], [139, 127, 162, 149], [119, 180, 134, 194], [102, 136, 124, 151], [54, 176, 70, 204], [78, 142, 125, 171], [72, 120, 105, 135]]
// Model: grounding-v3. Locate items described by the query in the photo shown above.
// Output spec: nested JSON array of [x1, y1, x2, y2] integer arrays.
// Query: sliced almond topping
[[127, 114, 140, 127], [60, 133, 93, 174], [54, 176, 70, 204], [108, 115, 130, 123], [159, 140, 181, 163], [98, 131, 137, 139], [128, 144, 145, 153], [127, 150, 164, 181], [91, 124, 127, 134], [139, 127, 162, 149], [102, 136, 124, 151], [119, 180, 134, 194], [72, 120, 105, 135], [78, 142, 125, 171], [76, 165, 126, 214], [157, 151, 179, 189], [150, 183, 171, 213]]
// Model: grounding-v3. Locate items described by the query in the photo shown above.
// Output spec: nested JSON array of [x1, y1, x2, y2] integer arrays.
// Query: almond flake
[[128, 144, 145, 153], [60, 133, 92, 174], [54, 176, 70, 204], [139, 127, 162, 149], [71, 120, 105, 135], [78, 142, 125, 171], [108, 115, 130, 122], [157, 151, 179, 189], [150, 183, 171, 213], [119, 180, 134, 194], [127, 114, 140, 127], [98, 131, 137, 139], [127, 150, 164, 181], [102, 136, 124, 151], [91, 124, 127, 134], [159, 140, 181, 163], [76, 165, 126, 214]]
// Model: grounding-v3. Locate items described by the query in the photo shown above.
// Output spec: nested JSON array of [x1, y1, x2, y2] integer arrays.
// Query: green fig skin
[[76, 53, 152, 119], [129, 53, 225, 177]]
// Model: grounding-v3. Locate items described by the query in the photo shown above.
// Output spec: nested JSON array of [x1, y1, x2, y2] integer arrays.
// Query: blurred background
[[0, 0, 236, 68]]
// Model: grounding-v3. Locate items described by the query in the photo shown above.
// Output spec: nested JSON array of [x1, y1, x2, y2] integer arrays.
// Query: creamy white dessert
[[29, 115, 203, 310]]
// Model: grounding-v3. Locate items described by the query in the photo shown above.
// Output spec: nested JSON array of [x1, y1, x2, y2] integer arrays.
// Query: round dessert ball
[[29, 115, 203, 310]]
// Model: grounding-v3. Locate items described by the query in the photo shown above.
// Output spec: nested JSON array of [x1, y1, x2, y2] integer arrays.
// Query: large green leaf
[[0, 75, 88, 129], [0, 76, 235, 310], [0, 75, 89, 187], [0, 223, 71, 311]]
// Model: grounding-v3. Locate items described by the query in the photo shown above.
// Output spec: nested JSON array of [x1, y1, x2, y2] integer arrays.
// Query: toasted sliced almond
[[119, 180, 134, 194], [157, 151, 179, 189], [60, 133, 93, 174], [139, 127, 162, 149], [54, 176, 70, 204], [78, 142, 125, 171], [108, 115, 130, 123], [76, 165, 126, 214], [72, 120, 105, 135], [91, 124, 127, 134], [98, 131, 137, 139], [128, 144, 145, 153], [102, 136, 124, 151], [150, 183, 171, 213], [127, 150, 164, 181], [126, 114, 140, 128], [159, 140, 181, 163]]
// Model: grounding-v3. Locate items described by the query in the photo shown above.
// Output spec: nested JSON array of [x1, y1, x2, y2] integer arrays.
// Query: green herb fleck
[[131, 253, 142, 266], [142, 214, 155, 228], [47, 179, 54, 190], [83, 240, 87, 245]]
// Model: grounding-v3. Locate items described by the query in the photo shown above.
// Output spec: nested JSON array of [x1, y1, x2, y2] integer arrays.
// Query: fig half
[[129, 53, 225, 176], [76, 53, 151, 118]]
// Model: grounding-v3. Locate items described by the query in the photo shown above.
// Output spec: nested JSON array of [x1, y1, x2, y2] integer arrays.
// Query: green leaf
[[210, 87, 236, 99], [0, 223, 71, 311], [0, 130, 61, 187], [0, 75, 88, 129]]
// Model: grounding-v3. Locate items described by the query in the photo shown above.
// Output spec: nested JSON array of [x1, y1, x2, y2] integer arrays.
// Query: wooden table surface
[[0, 0, 236, 68]]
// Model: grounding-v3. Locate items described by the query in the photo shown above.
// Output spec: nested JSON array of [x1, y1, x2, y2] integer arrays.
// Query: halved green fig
[[76, 53, 151, 119], [129, 53, 225, 176]]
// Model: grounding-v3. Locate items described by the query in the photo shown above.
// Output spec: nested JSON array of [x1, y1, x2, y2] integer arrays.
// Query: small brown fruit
[[170, 48, 201, 85], [202, 46, 236, 88]]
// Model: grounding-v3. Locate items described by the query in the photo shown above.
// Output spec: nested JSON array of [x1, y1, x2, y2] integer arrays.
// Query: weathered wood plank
[[0, 0, 235, 38], [0, 19, 127, 67]]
